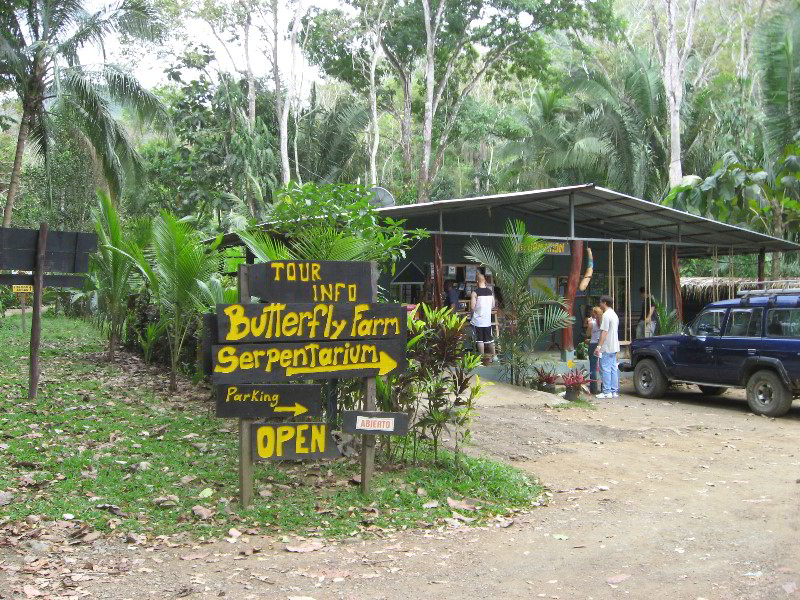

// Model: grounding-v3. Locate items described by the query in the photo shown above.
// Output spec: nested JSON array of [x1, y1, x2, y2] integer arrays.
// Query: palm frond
[[237, 229, 293, 262]]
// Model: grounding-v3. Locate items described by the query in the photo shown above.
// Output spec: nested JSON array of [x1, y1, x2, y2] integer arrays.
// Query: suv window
[[688, 309, 726, 337], [724, 308, 763, 337], [766, 308, 800, 338]]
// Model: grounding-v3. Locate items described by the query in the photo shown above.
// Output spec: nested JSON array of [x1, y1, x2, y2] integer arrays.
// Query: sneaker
[[612, 393, 620, 398], [596, 393, 611, 399]]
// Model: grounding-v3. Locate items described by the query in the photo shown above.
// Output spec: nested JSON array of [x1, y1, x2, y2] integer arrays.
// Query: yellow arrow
[[286, 351, 398, 377], [273, 403, 308, 417]]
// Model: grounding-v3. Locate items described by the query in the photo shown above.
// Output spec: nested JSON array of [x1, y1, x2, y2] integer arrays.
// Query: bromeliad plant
[[533, 364, 559, 391], [561, 368, 590, 390]]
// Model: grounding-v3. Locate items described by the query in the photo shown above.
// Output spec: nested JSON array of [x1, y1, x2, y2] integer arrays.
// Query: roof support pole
[[758, 248, 766, 289], [432, 234, 444, 309], [568, 193, 575, 239], [672, 246, 683, 323], [562, 239, 584, 356]]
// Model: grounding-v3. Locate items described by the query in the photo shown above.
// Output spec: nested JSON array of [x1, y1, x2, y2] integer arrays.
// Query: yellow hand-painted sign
[[212, 339, 405, 384], [250, 422, 340, 461], [216, 302, 405, 343], [12, 285, 33, 293]]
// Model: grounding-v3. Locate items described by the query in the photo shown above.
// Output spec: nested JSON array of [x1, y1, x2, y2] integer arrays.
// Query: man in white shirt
[[594, 294, 620, 398], [470, 272, 495, 363]]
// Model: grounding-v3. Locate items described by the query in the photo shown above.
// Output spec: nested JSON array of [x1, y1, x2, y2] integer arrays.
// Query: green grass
[[559, 397, 597, 410], [0, 315, 541, 538]]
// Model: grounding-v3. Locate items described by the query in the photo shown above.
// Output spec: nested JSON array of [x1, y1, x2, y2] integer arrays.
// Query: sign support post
[[360, 262, 379, 495], [28, 223, 48, 400], [20, 291, 26, 333], [237, 263, 254, 508]]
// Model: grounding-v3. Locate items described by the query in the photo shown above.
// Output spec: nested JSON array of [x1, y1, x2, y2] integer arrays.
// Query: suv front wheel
[[634, 359, 668, 399], [745, 370, 793, 417]]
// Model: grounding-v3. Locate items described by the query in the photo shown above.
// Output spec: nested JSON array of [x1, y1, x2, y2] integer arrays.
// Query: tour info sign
[[210, 260, 408, 463]]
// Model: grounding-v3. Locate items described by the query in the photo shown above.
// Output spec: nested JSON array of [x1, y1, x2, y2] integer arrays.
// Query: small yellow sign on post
[[12, 285, 34, 293]]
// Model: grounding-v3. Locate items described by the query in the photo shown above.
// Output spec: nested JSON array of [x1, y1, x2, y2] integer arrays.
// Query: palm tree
[[758, 1, 800, 163], [130, 212, 221, 391], [464, 219, 572, 385], [0, 0, 169, 226], [88, 190, 140, 361]]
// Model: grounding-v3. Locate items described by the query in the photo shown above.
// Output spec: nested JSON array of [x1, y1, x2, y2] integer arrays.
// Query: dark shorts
[[473, 325, 494, 344]]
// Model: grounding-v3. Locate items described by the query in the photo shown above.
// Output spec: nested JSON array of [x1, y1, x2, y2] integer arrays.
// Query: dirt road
[[3, 383, 799, 600]]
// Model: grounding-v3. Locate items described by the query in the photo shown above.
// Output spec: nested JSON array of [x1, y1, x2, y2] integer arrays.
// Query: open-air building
[[374, 184, 798, 354], [216, 183, 798, 357]]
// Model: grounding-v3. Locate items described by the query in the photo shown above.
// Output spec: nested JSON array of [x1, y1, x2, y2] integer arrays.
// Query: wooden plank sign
[[247, 261, 373, 302], [212, 338, 406, 383], [216, 384, 322, 419], [342, 411, 410, 436], [216, 302, 406, 343], [12, 285, 33, 293], [251, 422, 341, 461]]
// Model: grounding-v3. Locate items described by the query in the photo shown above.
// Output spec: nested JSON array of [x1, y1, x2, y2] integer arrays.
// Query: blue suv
[[626, 293, 800, 417]]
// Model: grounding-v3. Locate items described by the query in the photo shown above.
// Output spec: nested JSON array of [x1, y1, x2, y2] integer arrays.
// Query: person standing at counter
[[470, 272, 496, 364]]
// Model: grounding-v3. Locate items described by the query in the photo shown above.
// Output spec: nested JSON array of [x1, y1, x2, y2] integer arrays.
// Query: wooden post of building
[[562, 240, 584, 355], [28, 223, 48, 399], [19, 292, 26, 333], [360, 262, 379, 495], [432, 234, 444, 308], [757, 248, 766, 289], [671, 246, 683, 324], [237, 263, 254, 508]]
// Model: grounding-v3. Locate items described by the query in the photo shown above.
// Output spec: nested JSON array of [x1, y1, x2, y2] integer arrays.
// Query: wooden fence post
[[28, 223, 48, 399], [237, 263, 254, 508]]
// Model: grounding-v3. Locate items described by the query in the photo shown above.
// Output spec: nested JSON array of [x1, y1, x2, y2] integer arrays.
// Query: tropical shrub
[[465, 219, 572, 385]]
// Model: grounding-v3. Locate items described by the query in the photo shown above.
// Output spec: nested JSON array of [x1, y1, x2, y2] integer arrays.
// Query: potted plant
[[575, 341, 588, 360], [533, 364, 559, 394], [562, 368, 590, 401]]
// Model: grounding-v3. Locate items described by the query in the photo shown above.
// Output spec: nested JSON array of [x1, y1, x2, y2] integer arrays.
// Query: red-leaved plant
[[561, 368, 591, 390]]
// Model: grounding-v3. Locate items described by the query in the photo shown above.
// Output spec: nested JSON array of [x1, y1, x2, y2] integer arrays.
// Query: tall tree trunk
[[664, 0, 683, 188], [279, 4, 303, 186], [243, 13, 258, 218], [293, 108, 303, 184], [418, 0, 444, 203], [3, 106, 31, 227], [401, 75, 413, 179], [661, 0, 697, 189], [368, 31, 381, 186], [270, 0, 289, 186], [380, 43, 413, 180]]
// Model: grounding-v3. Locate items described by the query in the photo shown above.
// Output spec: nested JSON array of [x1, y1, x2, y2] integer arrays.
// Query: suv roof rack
[[736, 280, 800, 297]]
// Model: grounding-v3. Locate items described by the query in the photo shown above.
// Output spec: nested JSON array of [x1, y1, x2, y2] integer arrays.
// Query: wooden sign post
[[236, 264, 255, 508], [19, 290, 26, 333], [207, 260, 406, 505]]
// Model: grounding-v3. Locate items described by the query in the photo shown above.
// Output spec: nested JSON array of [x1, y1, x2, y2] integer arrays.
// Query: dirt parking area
[[3, 382, 799, 600]]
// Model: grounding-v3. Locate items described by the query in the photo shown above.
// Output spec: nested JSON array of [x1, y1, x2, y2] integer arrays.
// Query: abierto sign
[[342, 410, 410, 436], [212, 338, 406, 383]]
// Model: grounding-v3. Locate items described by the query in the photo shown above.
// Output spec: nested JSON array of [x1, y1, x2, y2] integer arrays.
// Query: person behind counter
[[470, 272, 496, 364], [444, 280, 461, 310]]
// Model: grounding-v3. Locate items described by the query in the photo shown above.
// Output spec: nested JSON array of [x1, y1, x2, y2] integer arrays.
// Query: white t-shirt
[[470, 286, 494, 327], [600, 308, 620, 354], [589, 317, 602, 344]]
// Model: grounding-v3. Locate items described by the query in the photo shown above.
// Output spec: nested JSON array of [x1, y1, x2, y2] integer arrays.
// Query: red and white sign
[[355, 416, 395, 431]]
